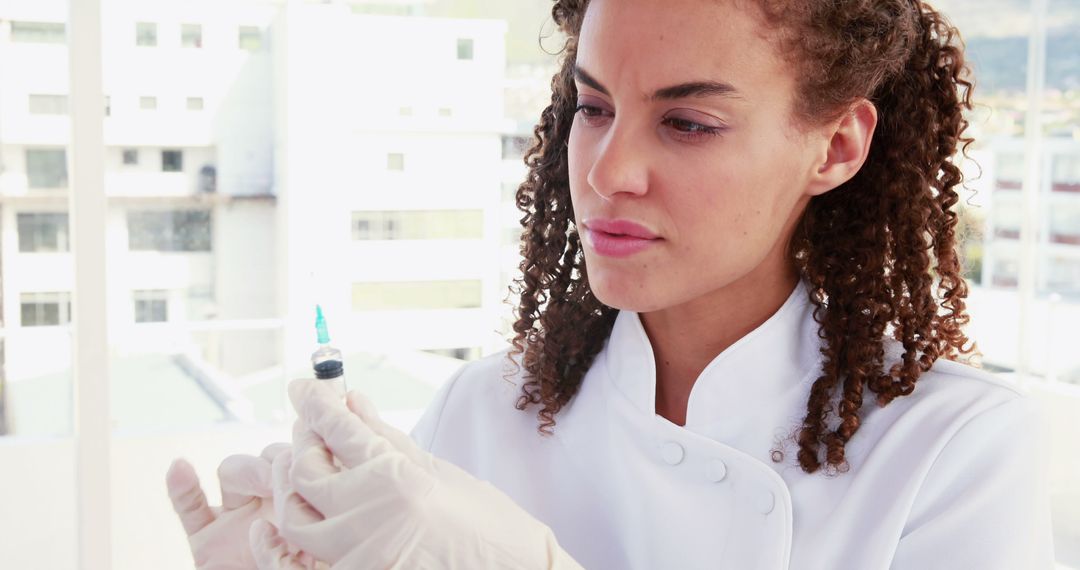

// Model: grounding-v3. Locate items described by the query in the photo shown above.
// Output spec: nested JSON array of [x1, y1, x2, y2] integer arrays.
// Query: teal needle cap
[[315, 305, 330, 344]]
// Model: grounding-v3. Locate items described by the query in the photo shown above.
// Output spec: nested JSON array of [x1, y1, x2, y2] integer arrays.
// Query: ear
[[805, 98, 877, 197]]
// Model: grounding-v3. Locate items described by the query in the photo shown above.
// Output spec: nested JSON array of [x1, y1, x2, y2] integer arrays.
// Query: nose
[[585, 119, 650, 200]]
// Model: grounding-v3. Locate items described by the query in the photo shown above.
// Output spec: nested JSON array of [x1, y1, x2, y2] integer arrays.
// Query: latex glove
[[260, 378, 585, 569], [167, 443, 290, 569]]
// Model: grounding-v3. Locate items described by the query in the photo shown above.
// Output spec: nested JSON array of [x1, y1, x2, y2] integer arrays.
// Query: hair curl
[[504, 0, 978, 475]]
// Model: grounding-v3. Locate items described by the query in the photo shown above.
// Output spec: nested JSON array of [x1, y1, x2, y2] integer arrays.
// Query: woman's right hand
[[166, 443, 289, 569]]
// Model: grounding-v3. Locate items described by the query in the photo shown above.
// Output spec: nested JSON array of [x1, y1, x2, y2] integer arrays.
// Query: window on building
[[181, 23, 202, 48], [501, 135, 531, 160], [135, 22, 157, 47], [1049, 203, 1080, 245], [238, 26, 262, 50], [28, 94, 68, 115], [456, 38, 474, 60], [386, 152, 405, 171], [1052, 154, 1080, 193], [351, 210, 483, 240], [25, 148, 68, 189], [187, 97, 204, 111], [1046, 257, 1080, 294], [501, 181, 520, 202], [17, 213, 70, 253], [162, 150, 184, 172], [133, 290, 169, 323], [992, 255, 1020, 288], [140, 96, 157, 110], [352, 280, 482, 311], [104, 95, 111, 117], [20, 292, 72, 327], [10, 21, 66, 44], [992, 201, 1022, 240], [995, 152, 1024, 190], [127, 210, 212, 252], [398, 106, 413, 116], [422, 347, 482, 361], [122, 149, 139, 165], [438, 107, 452, 117]]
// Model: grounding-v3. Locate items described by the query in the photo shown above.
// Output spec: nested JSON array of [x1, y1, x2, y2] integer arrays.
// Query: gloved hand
[[167, 442, 294, 569], [249, 378, 585, 569]]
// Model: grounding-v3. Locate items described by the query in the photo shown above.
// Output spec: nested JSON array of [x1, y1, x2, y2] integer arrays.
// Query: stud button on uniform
[[757, 490, 776, 515], [661, 441, 685, 465], [705, 459, 728, 482]]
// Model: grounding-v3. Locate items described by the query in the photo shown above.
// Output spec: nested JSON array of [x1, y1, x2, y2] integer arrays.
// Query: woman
[[168, 0, 1055, 568]]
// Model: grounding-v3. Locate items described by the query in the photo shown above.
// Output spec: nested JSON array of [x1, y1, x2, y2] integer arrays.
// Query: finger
[[219, 453, 274, 510], [345, 390, 432, 468], [261, 442, 291, 462], [271, 450, 324, 538], [291, 418, 338, 481], [165, 458, 216, 536], [289, 379, 395, 469], [249, 519, 307, 570]]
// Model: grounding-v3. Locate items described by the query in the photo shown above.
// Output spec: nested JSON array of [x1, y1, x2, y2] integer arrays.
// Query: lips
[[583, 219, 659, 240], [582, 218, 661, 258]]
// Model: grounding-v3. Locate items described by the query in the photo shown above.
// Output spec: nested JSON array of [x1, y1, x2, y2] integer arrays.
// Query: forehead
[[576, 0, 793, 104]]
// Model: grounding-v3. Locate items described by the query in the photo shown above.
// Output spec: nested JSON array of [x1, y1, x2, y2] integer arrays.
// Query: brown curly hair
[[504, 0, 979, 475]]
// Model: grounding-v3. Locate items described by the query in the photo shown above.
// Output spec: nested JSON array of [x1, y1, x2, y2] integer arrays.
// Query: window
[[386, 152, 405, 171], [501, 135, 531, 160], [17, 213, 70, 253], [1049, 204, 1080, 244], [398, 106, 413, 116], [351, 210, 484, 240], [501, 181, 519, 202], [28, 94, 68, 115], [162, 150, 184, 172], [422, 347, 482, 361], [1053, 154, 1080, 193], [140, 96, 157, 110], [187, 97, 204, 111], [133, 290, 169, 323], [10, 21, 66, 43], [352, 280, 483, 311], [25, 148, 68, 189], [181, 23, 202, 48], [135, 22, 157, 47], [104, 95, 111, 117], [456, 38, 474, 60], [438, 107, 452, 117], [127, 210, 212, 252], [995, 152, 1024, 190], [20, 292, 72, 327], [122, 149, 139, 165], [238, 26, 262, 50]]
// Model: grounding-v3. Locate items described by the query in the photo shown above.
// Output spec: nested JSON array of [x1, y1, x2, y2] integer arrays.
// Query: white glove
[[253, 378, 585, 569], [166, 443, 292, 569]]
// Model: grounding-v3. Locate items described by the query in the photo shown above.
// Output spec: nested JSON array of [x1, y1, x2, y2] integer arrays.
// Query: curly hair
[[504, 0, 979, 475]]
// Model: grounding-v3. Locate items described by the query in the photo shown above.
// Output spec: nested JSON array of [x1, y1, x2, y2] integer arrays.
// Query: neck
[[640, 265, 800, 426]]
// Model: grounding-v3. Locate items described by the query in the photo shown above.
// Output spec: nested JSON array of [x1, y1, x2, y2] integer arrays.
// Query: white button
[[661, 441, 685, 465], [757, 490, 776, 514], [705, 459, 727, 482]]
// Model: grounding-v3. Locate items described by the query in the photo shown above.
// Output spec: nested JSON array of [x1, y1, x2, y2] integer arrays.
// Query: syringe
[[311, 305, 347, 397]]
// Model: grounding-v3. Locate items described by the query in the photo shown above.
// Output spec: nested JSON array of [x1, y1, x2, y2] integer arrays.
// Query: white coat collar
[[603, 279, 823, 431]]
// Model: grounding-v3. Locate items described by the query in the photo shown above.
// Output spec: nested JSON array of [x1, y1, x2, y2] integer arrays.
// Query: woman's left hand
[[251, 378, 584, 569]]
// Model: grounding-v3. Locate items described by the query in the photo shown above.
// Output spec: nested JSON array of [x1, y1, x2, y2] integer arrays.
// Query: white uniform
[[409, 283, 1056, 570]]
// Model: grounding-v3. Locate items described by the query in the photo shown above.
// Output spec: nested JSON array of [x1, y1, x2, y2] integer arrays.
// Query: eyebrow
[[573, 64, 741, 101]]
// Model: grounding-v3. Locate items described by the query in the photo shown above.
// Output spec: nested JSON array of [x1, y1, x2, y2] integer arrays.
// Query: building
[[0, 0, 517, 437]]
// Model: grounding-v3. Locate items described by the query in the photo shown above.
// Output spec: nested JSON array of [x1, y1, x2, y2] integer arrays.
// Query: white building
[[0, 0, 517, 437]]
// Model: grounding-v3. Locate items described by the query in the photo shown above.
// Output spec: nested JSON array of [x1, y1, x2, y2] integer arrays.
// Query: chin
[[586, 274, 667, 314]]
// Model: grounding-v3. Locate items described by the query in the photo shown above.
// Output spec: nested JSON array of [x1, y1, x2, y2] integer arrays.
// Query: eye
[[662, 116, 727, 142], [574, 104, 611, 127]]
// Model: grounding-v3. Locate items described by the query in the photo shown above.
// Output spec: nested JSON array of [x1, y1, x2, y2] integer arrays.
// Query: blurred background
[[0, 0, 1075, 567]]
